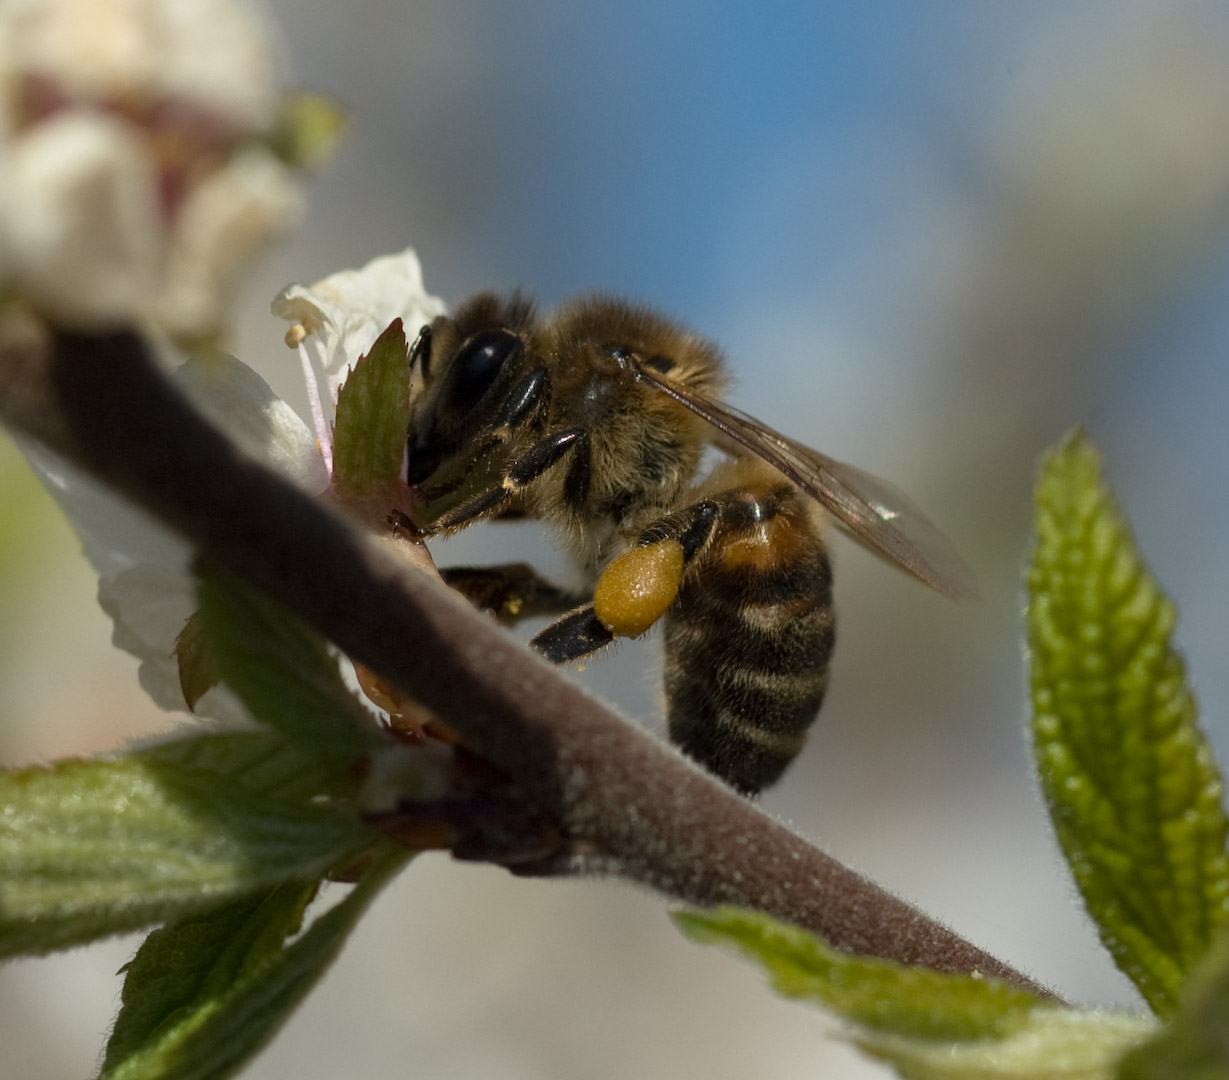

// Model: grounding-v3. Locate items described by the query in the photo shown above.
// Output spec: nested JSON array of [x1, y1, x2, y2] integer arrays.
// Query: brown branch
[[0, 314, 1058, 1000]]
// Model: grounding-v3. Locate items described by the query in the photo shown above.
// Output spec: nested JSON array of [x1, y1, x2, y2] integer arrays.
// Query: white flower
[[0, 0, 302, 336], [272, 246, 446, 471], [20, 247, 441, 724], [20, 348, 329, 724]]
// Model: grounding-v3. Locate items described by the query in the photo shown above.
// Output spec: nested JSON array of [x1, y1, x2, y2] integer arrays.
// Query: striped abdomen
[[662, 480, 834, 795]]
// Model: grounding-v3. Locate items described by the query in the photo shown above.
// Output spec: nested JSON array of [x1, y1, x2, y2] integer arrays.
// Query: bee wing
[[633, 363, 979, 601]]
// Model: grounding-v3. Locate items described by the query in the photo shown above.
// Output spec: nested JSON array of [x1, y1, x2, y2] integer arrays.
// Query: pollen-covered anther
[[593, 539, 685, 638]]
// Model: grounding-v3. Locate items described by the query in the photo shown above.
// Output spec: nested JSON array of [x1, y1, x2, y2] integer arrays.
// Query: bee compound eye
[[441, 328, 523, 414]]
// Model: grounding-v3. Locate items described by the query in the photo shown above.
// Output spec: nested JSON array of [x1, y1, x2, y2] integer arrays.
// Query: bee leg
[[528, 499, 721, 664], [588, 499, 720, 638], [428, 428, 589, 532], [409, 323, 432, 375], [530, 605, 615, 663], [442, 563, 590, 626], [495, 365, 549, 431]]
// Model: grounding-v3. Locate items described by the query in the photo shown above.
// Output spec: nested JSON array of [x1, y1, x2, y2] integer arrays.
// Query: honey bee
[[405, 292, 976, 795]]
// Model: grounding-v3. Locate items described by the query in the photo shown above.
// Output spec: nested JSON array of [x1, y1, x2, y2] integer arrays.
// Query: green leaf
[[138, 728, 352, 806], [674, 907, 1040, 1042], [331, 319, 411, 498], [676, 907, 1156, 1079], [0, 744, 376, 959], [858, 1009, 1155, 1080], [1117, 926, 1229, 1079], [100, 848, 408, 1080], [194, 561, 390, 769], [1027, 431, 1229, 1016], [102, 881, 317, 1077]]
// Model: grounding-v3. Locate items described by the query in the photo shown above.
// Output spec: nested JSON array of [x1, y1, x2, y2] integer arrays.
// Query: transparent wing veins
[[632, 362, 979, 601]]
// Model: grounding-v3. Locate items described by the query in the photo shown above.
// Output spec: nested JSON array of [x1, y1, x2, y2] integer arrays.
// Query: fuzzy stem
[[0, 316, 1058, 1000]]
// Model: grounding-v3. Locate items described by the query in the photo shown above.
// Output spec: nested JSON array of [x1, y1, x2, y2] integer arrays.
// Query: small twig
[[0, 315, 1059, 1000]]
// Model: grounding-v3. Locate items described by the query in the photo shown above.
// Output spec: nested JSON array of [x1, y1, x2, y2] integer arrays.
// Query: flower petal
[[171, 350, 330, 495], [272, 247, 445, 396], [157, 149, 305, 339], [2, 112, 162, 328], [100, 562, 251, 725], [0, 0, 280, 131]]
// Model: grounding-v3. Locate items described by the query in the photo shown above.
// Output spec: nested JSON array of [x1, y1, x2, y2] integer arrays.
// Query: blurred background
[[5, 1, 1229, 1077]]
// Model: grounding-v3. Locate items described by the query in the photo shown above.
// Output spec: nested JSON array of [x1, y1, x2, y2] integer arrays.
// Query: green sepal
[[269, 92, 348, 170], [674, 907, 1040, 1042], [175, 610, 219, 711], [99, 847, 408, 1080], [0, 739, 378, 960], [330, 319, 411, 499], [194, 560, 391, 772], [1027, 431, 1229, 1016], [1118, 925, 1229, 1078]]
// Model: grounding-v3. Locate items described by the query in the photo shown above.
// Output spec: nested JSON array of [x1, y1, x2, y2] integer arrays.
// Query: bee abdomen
[[662, 488, 834, 795]]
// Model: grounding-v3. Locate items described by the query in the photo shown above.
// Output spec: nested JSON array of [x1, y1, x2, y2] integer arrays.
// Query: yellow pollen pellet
[[593, 539, 686, 638]]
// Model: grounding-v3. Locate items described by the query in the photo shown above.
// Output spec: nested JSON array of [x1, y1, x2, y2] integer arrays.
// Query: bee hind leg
[[529, 497, 722, 664], [442, 563, 590, 626], [530, 605, 615, 663]]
